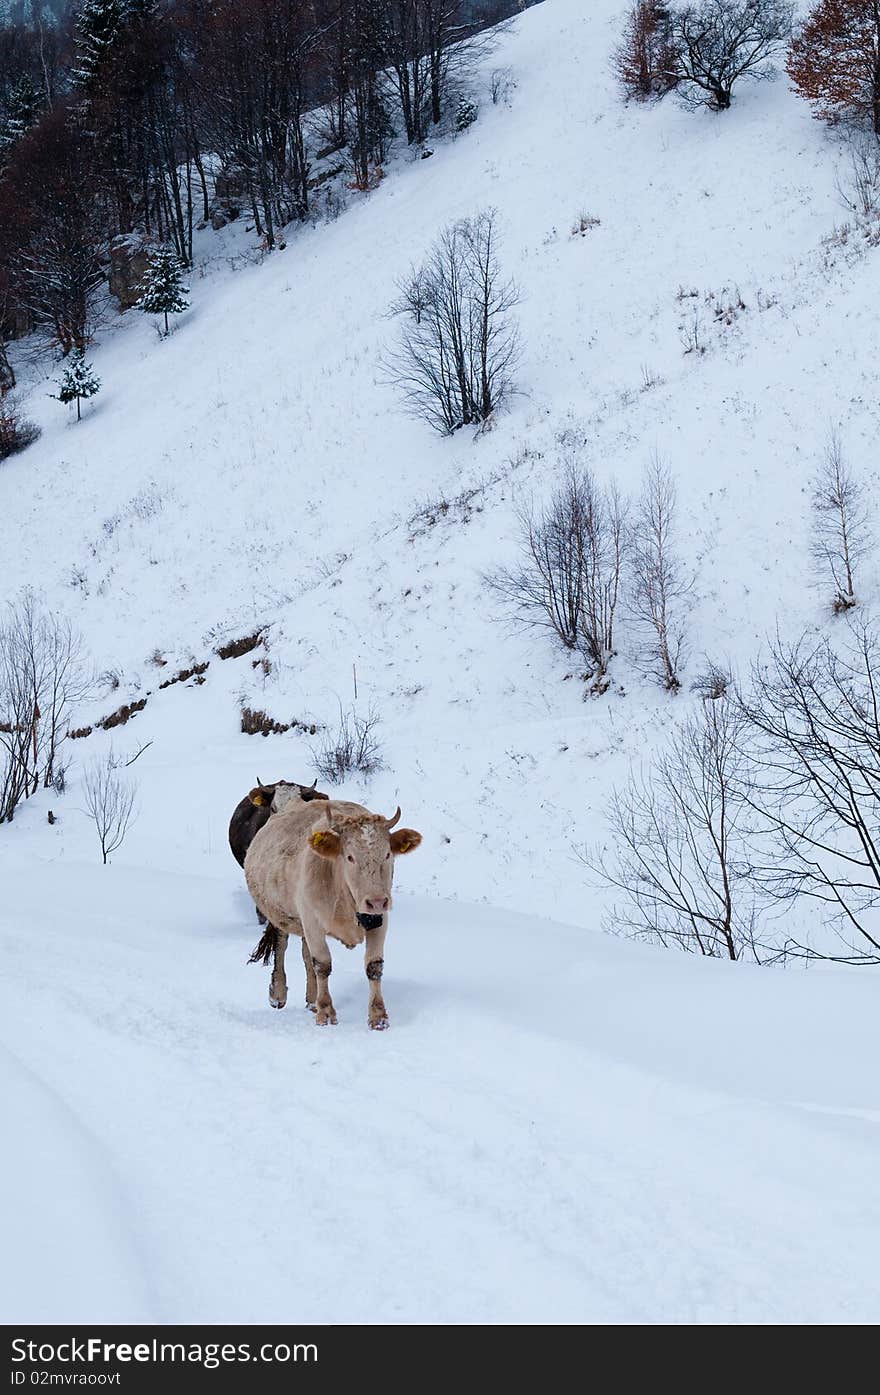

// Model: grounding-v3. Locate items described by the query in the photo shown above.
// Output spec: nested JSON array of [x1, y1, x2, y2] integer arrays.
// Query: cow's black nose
[[357, 913, 384, 931]]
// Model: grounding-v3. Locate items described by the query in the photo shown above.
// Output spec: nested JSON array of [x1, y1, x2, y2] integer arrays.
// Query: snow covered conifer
[[72, 0, 128, 91], [54, 350, 101, 422], [137, 246, 190, 336], [455, 95, 479, 132], [0, 76, 41, 161]]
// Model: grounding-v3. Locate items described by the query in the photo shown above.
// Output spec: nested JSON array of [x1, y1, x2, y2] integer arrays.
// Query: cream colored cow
[[245, 799, 421, 1030]]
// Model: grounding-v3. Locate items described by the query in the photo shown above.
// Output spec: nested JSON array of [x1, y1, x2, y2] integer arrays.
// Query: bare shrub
[[585, 696, 763, 958], [490, 65, 516, 106], [629, 458, 692, 690], [314, 705, 384, 784], [671, 0, 793, 111], [387, 209, 521, 435], [810, 430, 871, 613], [836, 133, 880, 220], [488, 463, 628, 691], [0, 398, 41, 461], [739, 622, 880, 963], [691, 658, 731, 700], [679, 306, 706, 354], [82, 751, 137, 865], [571, 212, 601, 236], [613, 0, 679, 99], [0, 592, 93, 822]]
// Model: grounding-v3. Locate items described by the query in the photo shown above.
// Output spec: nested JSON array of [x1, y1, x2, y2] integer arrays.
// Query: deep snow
[[2, 0, 880, 1323], [2, 865, 880, 1324]]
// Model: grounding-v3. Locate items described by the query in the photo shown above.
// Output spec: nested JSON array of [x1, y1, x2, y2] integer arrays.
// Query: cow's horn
[[257, 776, 271, 791], [307, 779, 317, 792], [385, 806, 401, 829]]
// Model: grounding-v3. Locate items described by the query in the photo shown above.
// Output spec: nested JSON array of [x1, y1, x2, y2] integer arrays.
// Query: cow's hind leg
[[302, 920, 336, 1026], [301, 936, 317, 1013], [364, 923, 389, 1030], [269, 929, 288, 1010]]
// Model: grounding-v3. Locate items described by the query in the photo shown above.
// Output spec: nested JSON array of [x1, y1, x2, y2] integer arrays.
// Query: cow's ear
[[309, 828, 341, 858], [390, 828, 422, 856], [248, 787, 268, 807]]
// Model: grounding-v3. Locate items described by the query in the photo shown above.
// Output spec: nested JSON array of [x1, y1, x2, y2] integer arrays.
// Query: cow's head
[[308, 806, 422, 928], [248, 778, 329, 812]]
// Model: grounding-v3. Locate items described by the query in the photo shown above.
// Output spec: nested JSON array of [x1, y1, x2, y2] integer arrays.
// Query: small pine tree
[[0, 75, 41, 161], [137, 246, 190, 336], [54, 350, 101, 422], [455, 95, 479, 132]]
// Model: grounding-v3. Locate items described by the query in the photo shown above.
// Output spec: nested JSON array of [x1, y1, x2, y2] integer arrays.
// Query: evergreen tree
[[137, 245, 190, 335], [73, 0, 129, 92], [53, 350, 101, 421], [455, 94, 479, 131], [0, 76, 41, 162]]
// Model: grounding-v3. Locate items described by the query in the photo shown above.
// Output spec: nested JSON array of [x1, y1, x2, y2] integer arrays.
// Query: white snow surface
[[2, 0, 880, 1324]]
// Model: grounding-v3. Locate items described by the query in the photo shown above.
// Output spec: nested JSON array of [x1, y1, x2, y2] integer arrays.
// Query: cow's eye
[[385, 852, 390, 861], [347, 854, 354, 863]]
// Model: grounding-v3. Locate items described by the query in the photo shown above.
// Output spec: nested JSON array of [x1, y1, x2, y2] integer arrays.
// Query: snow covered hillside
[[2, 0, 880, 1324]]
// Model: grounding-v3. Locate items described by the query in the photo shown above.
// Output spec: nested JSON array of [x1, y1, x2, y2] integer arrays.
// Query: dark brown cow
[[228, 778, 328, 868]]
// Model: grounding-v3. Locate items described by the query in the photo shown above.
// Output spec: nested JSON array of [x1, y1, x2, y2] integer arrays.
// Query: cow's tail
[[248, 926, 277, 966]]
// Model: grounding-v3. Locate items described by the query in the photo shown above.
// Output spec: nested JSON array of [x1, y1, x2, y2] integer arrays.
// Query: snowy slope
[[2, 0, 880, 1324], [4, 0, 880, 925], [2, 866, 879, 1324]]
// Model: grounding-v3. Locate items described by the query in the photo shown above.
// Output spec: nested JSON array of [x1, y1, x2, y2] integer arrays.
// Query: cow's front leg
[[300, 935, 317, 1013], [269, 928, 288, 1009], [302, 921, 336, 1026], [364, 923, 389, 1031]]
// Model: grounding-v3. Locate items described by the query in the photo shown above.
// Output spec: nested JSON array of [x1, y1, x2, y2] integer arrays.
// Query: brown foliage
[[216, 630, 265, 660], [240, 707, 316, 737], [100, 698, 148, 730], [158, 661, 210, 689], [612, 1, 679, 99], [788, 0, 880, 133]]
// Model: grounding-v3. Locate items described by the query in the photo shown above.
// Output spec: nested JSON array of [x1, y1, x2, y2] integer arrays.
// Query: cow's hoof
[[270, 998, 286, 1010], [305, 1000, 317, 1013], [315, 1010, 338, 1026], [369, 1016, 390, 1031]]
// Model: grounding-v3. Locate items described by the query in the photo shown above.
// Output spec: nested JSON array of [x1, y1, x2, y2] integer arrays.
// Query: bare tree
[[0, 592, 92, 821], [489, 470, 590, 654], [82, 751, 138, 864], [810, 431, 871, 613], [670, 0, 794, 111], [488, 464, 628, 691], [629, 457, 692, 690], [579, 476, 628, 692], [585, 695, 763, 959], [387, 209, 520, 434], [738, 622, 880, 963]]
